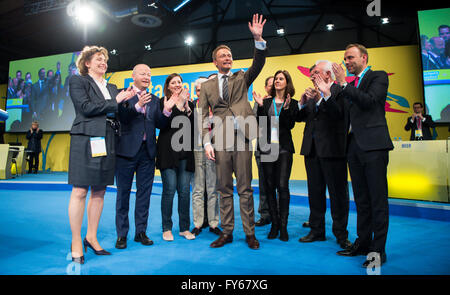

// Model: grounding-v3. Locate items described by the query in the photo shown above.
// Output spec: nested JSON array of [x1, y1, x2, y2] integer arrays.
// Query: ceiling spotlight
[[75, 4, 96, 25], [110, 49, 118, 55], [276, 28, 285, 36], [326, 23, 334, 31], [184, 36, 194, 46], [381, 17, 389, 24], [144, 44, 152, 51]]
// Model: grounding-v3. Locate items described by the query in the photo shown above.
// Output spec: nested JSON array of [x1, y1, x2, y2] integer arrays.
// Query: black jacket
[[404, 114, 435, 140], [26, 128, 43, 153], [257, 97, 298, 154], [69, 75, 119, 137], [156, 99, 195, 172], [296, 83, 347, 158], [340, 69, 394, 151]]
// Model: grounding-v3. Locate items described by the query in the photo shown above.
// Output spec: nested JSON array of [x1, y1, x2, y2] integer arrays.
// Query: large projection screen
[[6, 52, 80, 132], [417, 8, 450, 124]]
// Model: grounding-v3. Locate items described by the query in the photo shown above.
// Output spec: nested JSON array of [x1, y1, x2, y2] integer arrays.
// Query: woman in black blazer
[[254, 70, 298, 242], [68, 46, 135, 264], [156, 73, 196, 241]]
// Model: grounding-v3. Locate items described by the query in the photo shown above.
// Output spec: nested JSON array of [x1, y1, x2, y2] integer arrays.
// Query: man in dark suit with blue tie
[[331, 44, 394, 268], [115, 64, 176, 249]]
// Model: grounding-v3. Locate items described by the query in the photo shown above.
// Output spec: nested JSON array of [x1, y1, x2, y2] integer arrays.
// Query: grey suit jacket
[[69, 74, 119, 137], [199, 48, 266, 149]]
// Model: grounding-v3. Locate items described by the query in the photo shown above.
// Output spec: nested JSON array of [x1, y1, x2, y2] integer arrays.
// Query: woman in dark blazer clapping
[[68, 46, 135, 264], [156, 73, 196, 242], [254, 70, 298, 242]]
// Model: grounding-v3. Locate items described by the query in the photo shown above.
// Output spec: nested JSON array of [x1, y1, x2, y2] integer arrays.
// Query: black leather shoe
[[337, 238, 353, 250], [302, 221, 310, 228], [255, 218, 271, 227], [299, 232, 326, 243], [191, 227, 202, 236], [115, 237, 127, 249], [209, 227, 222, 236], [134, 232, 154, 246], [337, 242, 369, 257], [362, 252, 387, 268], [210, 234, 233, 248], [70, 245, 85, 264], [83, 238, 111, 255]]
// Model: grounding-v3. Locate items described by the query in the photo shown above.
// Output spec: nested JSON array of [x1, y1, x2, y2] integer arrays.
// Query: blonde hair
[[76, 46, 109, 76], [212, 45, 231, 61]]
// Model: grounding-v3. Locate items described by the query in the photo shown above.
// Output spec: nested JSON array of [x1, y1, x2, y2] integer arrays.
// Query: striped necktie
[[222, 75, 229, 102]]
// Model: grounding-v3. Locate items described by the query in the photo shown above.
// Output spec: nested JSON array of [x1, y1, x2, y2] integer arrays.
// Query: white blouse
[[90, 74, 112, 100]]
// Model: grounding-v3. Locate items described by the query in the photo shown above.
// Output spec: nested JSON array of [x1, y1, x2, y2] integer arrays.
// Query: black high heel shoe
[[70, 245, 85, 264], [83, 238, 111, 255]]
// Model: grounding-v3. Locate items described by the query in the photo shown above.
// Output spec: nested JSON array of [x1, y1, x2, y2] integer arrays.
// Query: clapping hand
[[248, 13, 266, 42], [332, 63, 346, 85], [137, 91, 152, 108], [116, 86, 136, 103], [313, 75, 331, 97]]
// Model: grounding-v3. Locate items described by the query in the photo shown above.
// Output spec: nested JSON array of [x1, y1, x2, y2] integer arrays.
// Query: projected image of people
[[6, 53, 79, 132]]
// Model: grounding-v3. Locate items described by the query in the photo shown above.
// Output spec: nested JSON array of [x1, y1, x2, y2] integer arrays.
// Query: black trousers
[[304, 140, 349, 241], [28, 151, 39, 173], [262, 152, 293, 225], [115, 142, 155, 238], [347, 134, 389, 253]]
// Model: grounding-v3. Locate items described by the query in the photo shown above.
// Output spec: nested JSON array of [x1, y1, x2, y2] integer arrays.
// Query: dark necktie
[[222, 75, 229, 102]]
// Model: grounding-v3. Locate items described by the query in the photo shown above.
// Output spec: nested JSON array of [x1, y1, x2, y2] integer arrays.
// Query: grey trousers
[[192, 150, 220, 228]]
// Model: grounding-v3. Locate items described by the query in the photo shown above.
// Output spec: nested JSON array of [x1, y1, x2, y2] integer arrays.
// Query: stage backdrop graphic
[[4, 45, 447, 189]]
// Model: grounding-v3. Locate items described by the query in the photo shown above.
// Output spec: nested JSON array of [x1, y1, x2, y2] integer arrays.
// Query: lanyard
[[272, 98, 285, 118], [356, 66, 371, 88]]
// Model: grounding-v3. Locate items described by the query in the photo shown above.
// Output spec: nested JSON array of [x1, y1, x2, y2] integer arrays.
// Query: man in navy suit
[[330, 44, 393, 268], [115, 64, 176, 249]]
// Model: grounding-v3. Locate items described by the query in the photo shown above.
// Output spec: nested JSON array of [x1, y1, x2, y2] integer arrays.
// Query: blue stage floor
[[0, 172, 449, 275]]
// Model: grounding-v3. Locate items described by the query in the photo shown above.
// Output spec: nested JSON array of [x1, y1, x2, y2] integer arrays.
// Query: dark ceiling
[[0, 0, 447, 83]]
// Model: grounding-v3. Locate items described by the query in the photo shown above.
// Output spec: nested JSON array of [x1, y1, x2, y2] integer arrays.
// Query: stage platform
[[0, 172, 449, 275]]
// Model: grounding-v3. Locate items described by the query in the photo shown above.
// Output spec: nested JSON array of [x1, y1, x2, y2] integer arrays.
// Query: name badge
[[415, 129, 423, 138], [90, 137, 107, 157], [271, 127, 279, 144]]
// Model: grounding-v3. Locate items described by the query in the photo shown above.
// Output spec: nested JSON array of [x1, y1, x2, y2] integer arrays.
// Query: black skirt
[[68, 122, 116, 187]]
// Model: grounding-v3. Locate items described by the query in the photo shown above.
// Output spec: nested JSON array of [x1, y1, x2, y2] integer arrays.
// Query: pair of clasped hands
[[115, 86, 190, 114]]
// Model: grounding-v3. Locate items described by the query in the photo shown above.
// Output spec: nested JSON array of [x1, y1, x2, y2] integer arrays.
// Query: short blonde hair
[[76, 46, 109, 76], [212, 45, 231, 61]]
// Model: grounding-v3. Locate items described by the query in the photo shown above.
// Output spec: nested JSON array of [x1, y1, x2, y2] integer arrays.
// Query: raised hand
[[248, 13, 266, 42], [332, 63, 346, 85], [116, 86, 136, 103], [252, 91, 264, 106]]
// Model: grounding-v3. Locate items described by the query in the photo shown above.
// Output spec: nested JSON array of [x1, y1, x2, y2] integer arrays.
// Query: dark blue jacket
[[117, 94, 169, 159]]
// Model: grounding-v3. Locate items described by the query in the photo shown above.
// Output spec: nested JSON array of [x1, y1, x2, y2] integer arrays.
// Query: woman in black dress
[[68, 46, 135, 264]]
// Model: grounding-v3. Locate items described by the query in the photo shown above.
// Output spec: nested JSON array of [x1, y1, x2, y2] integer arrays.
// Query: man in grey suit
[[199, 14, 267, 250]]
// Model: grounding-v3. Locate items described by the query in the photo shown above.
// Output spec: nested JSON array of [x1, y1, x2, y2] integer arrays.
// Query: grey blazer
[[69, 74, 119, 137]]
